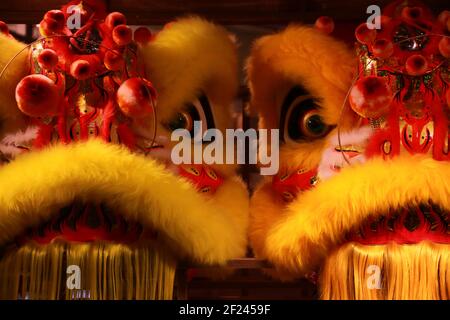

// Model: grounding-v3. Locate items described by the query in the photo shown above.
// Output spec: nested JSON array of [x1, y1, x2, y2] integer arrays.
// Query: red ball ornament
[[315, 16, 334, 34], [44, 10, 65, 26], [70, 59, 92, 80], [349, 76, 393, 118], [39, 20, 56, 36], [40, 10, 65, 35], [438, 37, 450, 58], [401, 6, 423, 20], [105, 12, 126, 29], [104, 50, 124, 71], [37, 49, 59, 70], [405, 54, 428, 76], [371, 38, 394, 59], [438, 10, 449, 27], [379, 15, 392, 28], [15, 74, 60, 117], [355, 23, 377, 45], [0, 21, 9, 35], [116, 78, 156, 118], [112, 25, 132, 46], [134, 27, 153, 44]]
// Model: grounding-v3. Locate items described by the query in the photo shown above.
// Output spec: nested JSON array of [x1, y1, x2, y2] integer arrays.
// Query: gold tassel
[[0, 241, 176, 300], [320, 241, 450, 300]]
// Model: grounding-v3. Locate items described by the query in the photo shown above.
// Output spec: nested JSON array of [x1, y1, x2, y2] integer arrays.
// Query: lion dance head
[[247, 0, 450, 299], [0, 0, 248, 299]]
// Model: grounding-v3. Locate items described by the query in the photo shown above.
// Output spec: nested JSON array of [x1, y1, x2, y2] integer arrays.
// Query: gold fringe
[[320, 242, 450, 300], [0, 241, 176, 300]]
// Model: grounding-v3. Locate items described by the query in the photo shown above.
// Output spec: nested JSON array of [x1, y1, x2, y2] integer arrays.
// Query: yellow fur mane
[[264, 155, 450, 274], [0, 140, 248, 264]]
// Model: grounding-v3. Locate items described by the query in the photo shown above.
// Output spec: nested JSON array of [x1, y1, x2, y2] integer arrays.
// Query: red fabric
[[348, 205, 450, 245], [178, 165, 223, 194], [272, 168, 318, 202], [19, 202, 156, 245]]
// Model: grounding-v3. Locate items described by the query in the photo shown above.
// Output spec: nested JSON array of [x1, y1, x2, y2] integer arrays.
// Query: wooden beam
[[0, 0, 448, 25]]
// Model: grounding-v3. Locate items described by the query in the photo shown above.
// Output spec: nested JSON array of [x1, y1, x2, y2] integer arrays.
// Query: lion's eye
[[167, 107, 197, 135], [284, 97, 332, 143], [166, 95, 214, 137]]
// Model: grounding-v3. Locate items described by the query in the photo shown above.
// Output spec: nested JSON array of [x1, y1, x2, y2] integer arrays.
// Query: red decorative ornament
[[379, 15, 392, 28], [401, 6, 423, 21], [104, 12, 126, 29], [272, 168, 318, 202], [117, 78, 156, 118], [15, 74, 61, 117], [44, 10, 66, 27], [352, 2, 450, 162], [355, 23, 377, 45], [39, 10, 66, 36], [349, 76, 393, 119], [178, 166, 223, 194], [438, 37, 450, 58], [0, 21, 9, 35], [371, 38, 394, 59], [405, 54, 428, 76], [10, 0, 155, 150], [70, 59, 92, 80], [37, 49, 59, 70], [314, 16, 334, 34], [112, 24, 132, 46], [437, 10, 449, 26], [104, 50, 124, 71], [134, 27, 153, 44]]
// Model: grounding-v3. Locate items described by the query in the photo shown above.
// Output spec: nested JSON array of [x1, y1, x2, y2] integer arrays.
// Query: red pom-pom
[[401, 6, 423, 20], [438, 37, 450, 58], [112, 25, 132, 46], [40, 10, 65, 36], [105, 12, 126, 29], [37, 49, 59, 70], [0, 21, 9, 35], [405, 54, 428, 76], [438, 10, 449, 27], [355, 23, 377, 45], [315, 16, 334, 34], [371, 38, 394, 59], [70, 59, 92, 80], [104, 50, 124, 71], [134, 27, 153, 44], [116, 78, 156, 118], [39, 20, 56, 36], [380, 15, 392, 28], [349, 76, 393, 118], [44, 10, 65, 26], [15, 75, 60, 117]]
